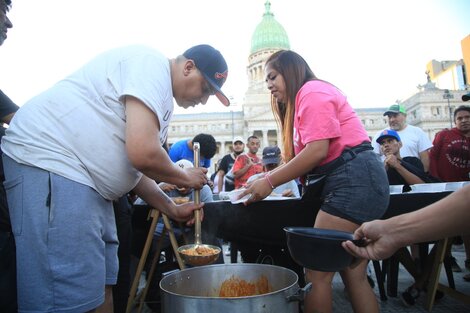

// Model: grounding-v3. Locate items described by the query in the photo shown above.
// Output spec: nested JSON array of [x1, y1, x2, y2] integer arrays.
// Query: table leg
[[372, 260, 387, 301], [136, 226, 167, 313], [161, 214, 186, 269], [126, 209, 160, 313], [424, 238, 448, 311]]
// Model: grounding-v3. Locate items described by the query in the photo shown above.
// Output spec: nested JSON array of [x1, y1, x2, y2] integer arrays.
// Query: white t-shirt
[[2, 45, 174, 200], [372, 124, 433, 158]]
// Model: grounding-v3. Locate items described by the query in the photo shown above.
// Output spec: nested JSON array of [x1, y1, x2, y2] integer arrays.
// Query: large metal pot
[[160, 263, 311, 312]]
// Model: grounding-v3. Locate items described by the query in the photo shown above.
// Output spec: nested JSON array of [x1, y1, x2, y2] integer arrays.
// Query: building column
[[262, 130, 269, 148]]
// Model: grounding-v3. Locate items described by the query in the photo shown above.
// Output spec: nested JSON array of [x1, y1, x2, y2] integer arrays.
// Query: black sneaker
[[400, 286, 420, 307], [450, 256, 462, 272]]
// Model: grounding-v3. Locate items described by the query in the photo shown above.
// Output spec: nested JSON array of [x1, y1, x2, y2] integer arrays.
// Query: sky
[[0, 0, 469, 115]]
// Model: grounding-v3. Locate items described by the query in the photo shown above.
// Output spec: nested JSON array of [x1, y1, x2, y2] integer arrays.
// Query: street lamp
[[443, 89, 454, 128]]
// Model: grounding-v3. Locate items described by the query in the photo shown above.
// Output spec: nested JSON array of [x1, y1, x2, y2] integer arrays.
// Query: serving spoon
[[177, 142, 221, 266]]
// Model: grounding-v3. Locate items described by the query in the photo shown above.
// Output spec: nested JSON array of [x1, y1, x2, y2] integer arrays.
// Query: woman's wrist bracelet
[[265, 172, 275, 190]]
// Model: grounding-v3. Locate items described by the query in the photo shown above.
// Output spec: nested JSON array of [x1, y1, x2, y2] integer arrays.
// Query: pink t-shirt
[[293, 80, 369, 165]]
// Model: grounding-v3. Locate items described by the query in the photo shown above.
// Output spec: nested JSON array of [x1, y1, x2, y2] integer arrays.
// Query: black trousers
[[112, 196, 133, 313], [0, 231, 17, 313]]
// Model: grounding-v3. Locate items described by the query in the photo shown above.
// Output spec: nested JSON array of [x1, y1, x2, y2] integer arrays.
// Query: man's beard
[[234, 150, 243, 156]]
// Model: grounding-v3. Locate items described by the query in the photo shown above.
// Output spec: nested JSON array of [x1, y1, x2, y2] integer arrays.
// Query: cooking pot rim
[[160, 263, 299, 299]]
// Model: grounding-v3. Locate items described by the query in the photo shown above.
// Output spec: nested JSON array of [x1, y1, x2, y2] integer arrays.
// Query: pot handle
[[286, 282, 312, 303]]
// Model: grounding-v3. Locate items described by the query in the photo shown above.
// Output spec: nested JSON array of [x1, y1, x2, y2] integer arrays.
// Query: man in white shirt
[[372, 104, 433, 172], [1, 44, 229, 312]]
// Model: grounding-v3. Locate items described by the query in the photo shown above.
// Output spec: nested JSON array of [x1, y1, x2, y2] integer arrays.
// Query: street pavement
[[134, 244, 470, 312], [225, 244, 470, 312]]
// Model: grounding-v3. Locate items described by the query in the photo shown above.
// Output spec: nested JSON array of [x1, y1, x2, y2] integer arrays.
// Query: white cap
[[175, 159, 194, 169], [232, 136, 245, 145]]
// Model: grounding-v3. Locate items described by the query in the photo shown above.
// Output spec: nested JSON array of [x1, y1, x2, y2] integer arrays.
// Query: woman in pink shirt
[[242, 50, 389, 313]]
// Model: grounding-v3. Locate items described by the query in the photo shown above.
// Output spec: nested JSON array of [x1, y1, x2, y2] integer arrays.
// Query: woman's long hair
[[265, 50, 317, 161]]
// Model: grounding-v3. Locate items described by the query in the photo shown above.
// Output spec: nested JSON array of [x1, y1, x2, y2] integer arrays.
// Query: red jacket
[[429, 128, 470, 182]]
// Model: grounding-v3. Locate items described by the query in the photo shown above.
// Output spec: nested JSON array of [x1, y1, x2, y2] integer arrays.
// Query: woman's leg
[[304, 210, 379, 313], [304, 269, 335, 313], [341, 260, 379, 313]]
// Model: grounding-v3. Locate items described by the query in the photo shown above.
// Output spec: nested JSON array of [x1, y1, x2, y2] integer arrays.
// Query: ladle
[[177, 142, 221, 266]]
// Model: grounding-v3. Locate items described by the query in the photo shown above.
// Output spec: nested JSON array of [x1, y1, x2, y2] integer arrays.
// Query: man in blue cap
[[1, 44, 229, 312], [372, 104, 433, 172], [376, 129, 430, 187], [376, 128, 442, 306]]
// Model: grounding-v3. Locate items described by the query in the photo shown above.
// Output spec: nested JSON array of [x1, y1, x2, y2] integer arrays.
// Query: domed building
[[243, 0, 289, 148], [168, 0, 290, 173], [168, 1, 469, 175]]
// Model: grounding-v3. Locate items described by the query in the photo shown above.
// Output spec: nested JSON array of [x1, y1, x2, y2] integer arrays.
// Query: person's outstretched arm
[[342, 185, 470, 260]]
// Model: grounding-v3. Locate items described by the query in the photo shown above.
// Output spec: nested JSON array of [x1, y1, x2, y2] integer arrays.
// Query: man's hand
[[342, 219, 402, 261], [182, 167, 208, 189], [158, 182, 177, 193], [172, 202, 205, 226], [384, 154, 400, 169]]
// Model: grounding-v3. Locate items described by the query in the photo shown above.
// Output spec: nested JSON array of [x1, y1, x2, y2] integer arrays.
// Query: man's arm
[[419, 149, 431, 173], [428, 132, 442, 178], [343, 185, 470, 260], [232, 155, 252, 179], [385, 155, 425, 185], [124, 96, 207, 189], [133, 175, 202, 222], [216, 169, 225, 193]]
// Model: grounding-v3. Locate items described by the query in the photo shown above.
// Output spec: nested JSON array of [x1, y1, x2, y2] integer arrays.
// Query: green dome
[[250, 1, 290, 54]]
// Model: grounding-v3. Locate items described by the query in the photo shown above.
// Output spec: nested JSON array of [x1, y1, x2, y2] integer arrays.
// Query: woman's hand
[[239, 177, 273, 205]]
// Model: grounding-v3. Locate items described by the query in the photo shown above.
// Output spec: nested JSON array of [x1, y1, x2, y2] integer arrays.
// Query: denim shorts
[[3, 155, 118, 313], [320, 150, 389, 224]]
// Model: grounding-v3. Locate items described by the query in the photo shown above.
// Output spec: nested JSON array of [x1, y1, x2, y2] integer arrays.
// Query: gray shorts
[[3, 155, 118, 313], [320, 150, 389, 224]]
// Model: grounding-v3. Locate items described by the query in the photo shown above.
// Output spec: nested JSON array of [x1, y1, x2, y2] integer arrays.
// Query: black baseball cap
[[462, 92, 470, 102], [183, 44, 230, 106], [262, 146, 281, 165]]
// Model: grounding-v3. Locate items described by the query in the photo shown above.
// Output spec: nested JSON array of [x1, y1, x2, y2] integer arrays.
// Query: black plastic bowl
[[284, 227, 362, 272]]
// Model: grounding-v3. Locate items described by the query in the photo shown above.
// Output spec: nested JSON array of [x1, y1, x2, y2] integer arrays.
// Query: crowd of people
[[1, 1, 470, 312]]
